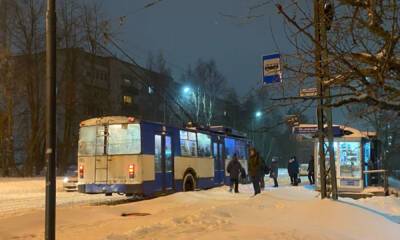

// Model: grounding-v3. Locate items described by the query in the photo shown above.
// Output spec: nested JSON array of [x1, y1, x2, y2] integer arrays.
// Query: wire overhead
[[94, 34, 194, 125]]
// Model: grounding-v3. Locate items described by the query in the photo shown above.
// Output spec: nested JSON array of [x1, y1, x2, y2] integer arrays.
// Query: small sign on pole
[[300, 87, 318, 97], [263, 53, 282, 84]]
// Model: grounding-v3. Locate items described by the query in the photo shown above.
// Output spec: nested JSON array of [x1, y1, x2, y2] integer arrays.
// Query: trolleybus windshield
[[78, 123, 141, 156]]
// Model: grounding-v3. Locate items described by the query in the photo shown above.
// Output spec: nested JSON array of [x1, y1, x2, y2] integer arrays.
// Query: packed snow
[[0, 175, 399, 240], [0, 177, 126, 218]]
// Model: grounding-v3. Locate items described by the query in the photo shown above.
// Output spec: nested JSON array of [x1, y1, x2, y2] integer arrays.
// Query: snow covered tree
[[273, 0, 400, 112]]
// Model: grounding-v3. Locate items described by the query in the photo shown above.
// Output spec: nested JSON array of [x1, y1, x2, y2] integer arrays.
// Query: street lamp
[[182, 86, 192, 95], [255, 111, 262, 118]]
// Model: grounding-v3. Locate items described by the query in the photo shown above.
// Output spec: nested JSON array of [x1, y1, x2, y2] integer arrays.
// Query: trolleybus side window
[[180, 130, 197, 157], [235, 140, 247, 160], [78, 126, 105, 156], [107, 124, 141, 155], [166, 136, 173, 172], [224, 138, 235, 161], [197, 133, 211, 157], [225, 138, 248, 161], [155, 135, 162, 172]]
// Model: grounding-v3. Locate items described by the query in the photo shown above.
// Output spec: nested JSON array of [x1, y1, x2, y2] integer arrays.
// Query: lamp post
[[45, 0, 56, 239]]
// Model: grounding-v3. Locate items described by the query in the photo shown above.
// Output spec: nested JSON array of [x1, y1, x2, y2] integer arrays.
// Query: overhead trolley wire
[[93, 34, 194, 125]]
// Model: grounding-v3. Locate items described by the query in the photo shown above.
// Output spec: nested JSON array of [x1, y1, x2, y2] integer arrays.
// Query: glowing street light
[[182, 86, 192, 95], [255, 111, 262, 118]]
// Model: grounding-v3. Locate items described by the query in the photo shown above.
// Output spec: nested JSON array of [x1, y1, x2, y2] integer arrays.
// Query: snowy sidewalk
[[0, 177, 399, 240]]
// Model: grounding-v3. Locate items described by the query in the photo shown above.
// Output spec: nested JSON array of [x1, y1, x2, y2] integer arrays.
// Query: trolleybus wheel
[[183, 173, 196, 191]]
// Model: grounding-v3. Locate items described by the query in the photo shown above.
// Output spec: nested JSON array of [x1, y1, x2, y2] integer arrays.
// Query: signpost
[[263, 53, 282, 84], [300, 88, 318, 97]]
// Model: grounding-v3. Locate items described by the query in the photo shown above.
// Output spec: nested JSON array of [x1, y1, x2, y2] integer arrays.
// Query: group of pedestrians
[[227, 147, 279, 196], [227, 147, 317, 195]]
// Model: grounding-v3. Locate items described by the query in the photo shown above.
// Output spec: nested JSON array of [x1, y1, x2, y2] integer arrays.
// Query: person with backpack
[[227, 153, 243, 193], [270, 157, 279, 187]]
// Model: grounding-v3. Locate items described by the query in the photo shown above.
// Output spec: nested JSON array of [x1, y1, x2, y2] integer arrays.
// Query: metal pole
[[45, 0, 56, 239], [314, 0, 327, 199], [319, 0, 338, 200]]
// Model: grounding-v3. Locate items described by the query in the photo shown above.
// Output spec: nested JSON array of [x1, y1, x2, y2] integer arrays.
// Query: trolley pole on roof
[[45, 0, 57, 239]]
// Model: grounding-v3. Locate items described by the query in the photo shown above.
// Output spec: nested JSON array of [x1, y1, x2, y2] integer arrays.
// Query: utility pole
[[45, 0, 56, 239], [314, 0, 327, 199], [319, 0, 338, 200], [314, 0, 338, 200]]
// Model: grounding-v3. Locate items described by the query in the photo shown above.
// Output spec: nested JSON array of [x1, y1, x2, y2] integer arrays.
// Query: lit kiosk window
[[311, 124, 377, 193]]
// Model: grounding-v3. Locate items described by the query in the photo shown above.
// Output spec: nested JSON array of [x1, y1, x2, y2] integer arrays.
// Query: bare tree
[[7, 0, 46, 176], [182, 59, 227, 126], [0, 49, 17, 176], [270, 0, 400, 112]]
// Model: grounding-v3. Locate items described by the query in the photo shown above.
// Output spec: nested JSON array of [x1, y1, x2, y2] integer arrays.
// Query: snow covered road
[[0, 177, 399, 240], [0, 177, 126, 218]]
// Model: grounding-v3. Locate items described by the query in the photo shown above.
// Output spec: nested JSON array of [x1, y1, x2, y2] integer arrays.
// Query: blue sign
[[263, 53, 282, 84]]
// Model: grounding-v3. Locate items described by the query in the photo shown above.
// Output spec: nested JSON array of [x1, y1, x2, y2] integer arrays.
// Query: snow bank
[[103, 185, 400, 240], [0, 177, 399, 240]]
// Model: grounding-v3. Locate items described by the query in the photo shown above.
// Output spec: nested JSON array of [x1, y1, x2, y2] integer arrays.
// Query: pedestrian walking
[[270, 157, 279, 187], [227, 153, 243, 193], [308, 155, 315, 185], [248, 147, 261, 195], [259, 154, 266, 191], [288, 156, 299, 186]]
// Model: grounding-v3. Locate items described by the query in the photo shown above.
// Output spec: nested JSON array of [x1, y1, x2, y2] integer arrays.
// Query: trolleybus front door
[[213, 141, 224, 185], [155, 134, 174, 192]]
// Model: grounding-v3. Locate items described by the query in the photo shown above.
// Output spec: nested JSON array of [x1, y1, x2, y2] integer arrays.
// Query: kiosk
[[293, 124, 379, 193]]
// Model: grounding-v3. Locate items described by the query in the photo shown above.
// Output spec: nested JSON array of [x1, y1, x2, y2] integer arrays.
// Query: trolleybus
[[77, 116, 250, 196]]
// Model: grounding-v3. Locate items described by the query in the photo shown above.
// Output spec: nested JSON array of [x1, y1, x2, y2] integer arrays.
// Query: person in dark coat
[[288, 156, 299, 186], [259, 154, 266, 191], [227, 153, 243, 193], [307, 155, 315, 185], [248, 147, 261, 195], [270, 157, 279, 187]]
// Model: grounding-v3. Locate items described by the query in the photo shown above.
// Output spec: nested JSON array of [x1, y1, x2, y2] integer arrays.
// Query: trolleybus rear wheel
[[183, 173, 196, 191]]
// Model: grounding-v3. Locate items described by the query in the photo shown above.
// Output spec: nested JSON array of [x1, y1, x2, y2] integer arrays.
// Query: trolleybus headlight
[[79, 165, 84, 178], [128, 164, 135, 178]]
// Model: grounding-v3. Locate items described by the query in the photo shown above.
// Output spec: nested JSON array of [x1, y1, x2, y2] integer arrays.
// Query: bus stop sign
[[263, 53, 282, 84]]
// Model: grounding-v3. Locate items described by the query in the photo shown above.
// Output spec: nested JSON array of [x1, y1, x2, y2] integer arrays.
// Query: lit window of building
[[123, 95, 132, 104]]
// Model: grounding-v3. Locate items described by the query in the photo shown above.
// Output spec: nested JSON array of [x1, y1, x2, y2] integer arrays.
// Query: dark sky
[[101, 0, 292, 97], [101, 0, 365, 129]]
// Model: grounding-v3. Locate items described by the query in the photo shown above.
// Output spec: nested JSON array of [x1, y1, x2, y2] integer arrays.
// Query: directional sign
[[292, 125, 344, 137], [263, 53, 282, 84], [300, 88, 318, 97]]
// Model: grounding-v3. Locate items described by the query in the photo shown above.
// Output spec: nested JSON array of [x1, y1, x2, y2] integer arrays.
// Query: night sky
[[100, 0, 366, 129], [101, 0, 292, 97]]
